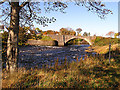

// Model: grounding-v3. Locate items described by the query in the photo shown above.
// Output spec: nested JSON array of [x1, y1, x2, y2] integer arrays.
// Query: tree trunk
[[6, 2, 19, 73]]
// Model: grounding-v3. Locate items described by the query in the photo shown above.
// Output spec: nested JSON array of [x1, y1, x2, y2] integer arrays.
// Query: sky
[[33, 1, 118, 37]]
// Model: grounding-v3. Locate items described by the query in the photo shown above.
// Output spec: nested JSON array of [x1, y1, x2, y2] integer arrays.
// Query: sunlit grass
[[2, 47, 120, 88]]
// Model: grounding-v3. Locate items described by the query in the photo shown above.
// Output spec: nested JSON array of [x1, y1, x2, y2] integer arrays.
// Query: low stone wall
[[27, 40, 58, 46]]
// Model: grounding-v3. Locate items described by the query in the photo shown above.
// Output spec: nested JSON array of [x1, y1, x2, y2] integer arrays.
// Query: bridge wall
[[64, 35, 93, 46], [46, 34, 95, 46], [67, 37, 90, 45], [46, 35, 65, 46], [27, 40, 58, 46]]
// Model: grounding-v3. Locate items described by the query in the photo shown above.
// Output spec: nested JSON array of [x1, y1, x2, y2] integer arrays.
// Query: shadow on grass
[[104, 48, 120, 63]]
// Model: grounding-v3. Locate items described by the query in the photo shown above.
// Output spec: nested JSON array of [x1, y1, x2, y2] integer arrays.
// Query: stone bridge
[[45, 34, 96, 46]]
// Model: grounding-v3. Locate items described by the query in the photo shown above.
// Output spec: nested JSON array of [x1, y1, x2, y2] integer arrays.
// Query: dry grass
[[90, 44, 119, 54], [2, 48, 120, 88]]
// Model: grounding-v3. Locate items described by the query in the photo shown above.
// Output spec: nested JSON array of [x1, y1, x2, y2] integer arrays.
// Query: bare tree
[[0, 0, 113, 73]]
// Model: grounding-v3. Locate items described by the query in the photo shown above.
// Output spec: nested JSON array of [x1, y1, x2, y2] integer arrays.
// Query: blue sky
[[34, 1, 118, 36]]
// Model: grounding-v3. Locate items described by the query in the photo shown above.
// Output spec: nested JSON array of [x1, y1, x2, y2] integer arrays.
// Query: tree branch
[[0, 0, 9, 4], [19, 0, 31, 10], [88, 1, 101, 11], [0, 2, 4, 4], [3, 13, 10, 21], [19, 2, 28, 9], [9, 2, 11, 5], [28, 3, 32, 18]]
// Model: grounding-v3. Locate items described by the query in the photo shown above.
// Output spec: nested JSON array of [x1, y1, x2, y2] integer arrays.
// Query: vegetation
[[35, 28, 42, 33], [40, 36, 53, 41], [46, 30, 57, 35], [2, 27, 33, 46], [93, 36, 120, 46], [76, 28, 82, 36], [60, 28, 76, 35], [2, 32, 8, 69], [2, 46, 120, 88], [83, 32, 90, 36], [18, 27, 28, 45], [106, 31, 115, 37], [66, 38, 84, 45], [2, 31, 8, 45], [114, 33, 119, 38]]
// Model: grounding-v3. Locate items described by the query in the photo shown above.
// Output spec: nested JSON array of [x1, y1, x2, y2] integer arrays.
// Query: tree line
[[3, 26, 119, 47]]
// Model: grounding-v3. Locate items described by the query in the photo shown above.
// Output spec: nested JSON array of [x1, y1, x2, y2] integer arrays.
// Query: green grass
[[2, 47, 120, 88]]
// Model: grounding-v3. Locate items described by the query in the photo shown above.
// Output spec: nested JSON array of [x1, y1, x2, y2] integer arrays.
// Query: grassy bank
[[93, 37, 120, 46], [2, 47, 120, 88], [90, 37, 120, 54], [92, 44, 119, 54]]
